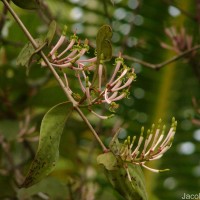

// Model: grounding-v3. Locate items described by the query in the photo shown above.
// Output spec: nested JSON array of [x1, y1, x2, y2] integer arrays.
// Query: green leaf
[[12, 0, 40, 10], [20, 102, 73, 188], [97, 151, 117, 171], [92, 24, 113, 84], [11, 0, 40, 10], [45, 20, 57, 46], [16, 38, 46, 68], [97, 152, 148, 200], [96, 24, 113, 63]]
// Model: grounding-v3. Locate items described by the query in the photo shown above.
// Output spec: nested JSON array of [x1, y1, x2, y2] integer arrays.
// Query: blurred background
[[0, 0, 200, 199]]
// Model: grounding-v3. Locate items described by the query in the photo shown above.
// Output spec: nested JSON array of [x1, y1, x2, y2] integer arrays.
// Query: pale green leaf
[[97, 152, 117, 171]]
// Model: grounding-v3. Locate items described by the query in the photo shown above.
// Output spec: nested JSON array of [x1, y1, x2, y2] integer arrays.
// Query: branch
[[123, 45, 200, 70], [1, 0, 107, 152]]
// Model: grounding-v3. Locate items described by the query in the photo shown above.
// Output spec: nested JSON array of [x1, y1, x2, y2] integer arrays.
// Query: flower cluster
[[161, 27, 194, 54], [110, 117, 177, 172], [41, 28, 136, 116]]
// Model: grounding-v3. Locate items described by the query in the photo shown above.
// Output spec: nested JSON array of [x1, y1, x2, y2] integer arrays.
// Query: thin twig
[[123, 45, 200, 70], [74, 106, 108, 152]]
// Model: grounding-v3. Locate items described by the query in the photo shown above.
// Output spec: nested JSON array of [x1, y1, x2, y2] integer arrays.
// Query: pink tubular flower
[[57, 34, 78, 59], [49, 26, 67, 57]]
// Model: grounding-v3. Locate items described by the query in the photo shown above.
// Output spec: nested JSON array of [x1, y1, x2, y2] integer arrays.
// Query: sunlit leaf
[[20, 102, 73, 188]]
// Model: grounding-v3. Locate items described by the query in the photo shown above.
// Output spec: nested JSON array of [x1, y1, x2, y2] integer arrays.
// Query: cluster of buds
[[41, 27, 136, 117], [161, 27, 194, 54], [111, 117, 177, 172]]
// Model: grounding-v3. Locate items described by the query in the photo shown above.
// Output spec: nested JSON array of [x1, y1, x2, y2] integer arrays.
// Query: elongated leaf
[[20, 102, 73, 188], [96, 24, 113, 64], [11, 0, 40, 10], [45, 20, 57, 46], [92, 25, 113, 84]]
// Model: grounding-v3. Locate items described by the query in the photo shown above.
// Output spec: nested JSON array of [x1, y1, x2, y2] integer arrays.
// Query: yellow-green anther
[[151, 124, 155, 134], [131, 136, 136, 145], [171, 117, 177, 131], [115, 57, 124, 64], [85, 76, 90, 87], [162, 125, 166, 134], [70, 34, 78, 41], [147, 129, 151, 136], [124, 139, 128, 145], [141, 126, 144, 136], [83, 39, 90, 51], [62, 25, 67, 36], [157, 118, 162, 129], [127, 136, 131, 145]]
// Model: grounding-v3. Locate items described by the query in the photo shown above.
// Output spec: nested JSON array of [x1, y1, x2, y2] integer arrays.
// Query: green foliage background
[[0, 0, 200, 199]]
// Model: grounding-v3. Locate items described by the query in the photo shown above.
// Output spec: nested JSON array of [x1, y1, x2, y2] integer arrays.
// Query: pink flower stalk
[[77, 57, 97, 64], [49, 25, 67, 56], [98, 64, 103, 91], [77, 73, 86, 93], [108, 56, 124, 85], [111, 118, 177, 172], [109, 67, 129, 88], [111, 75, 135, 92], [57, 34, 78, 59], [107, 91, 127, 103]]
